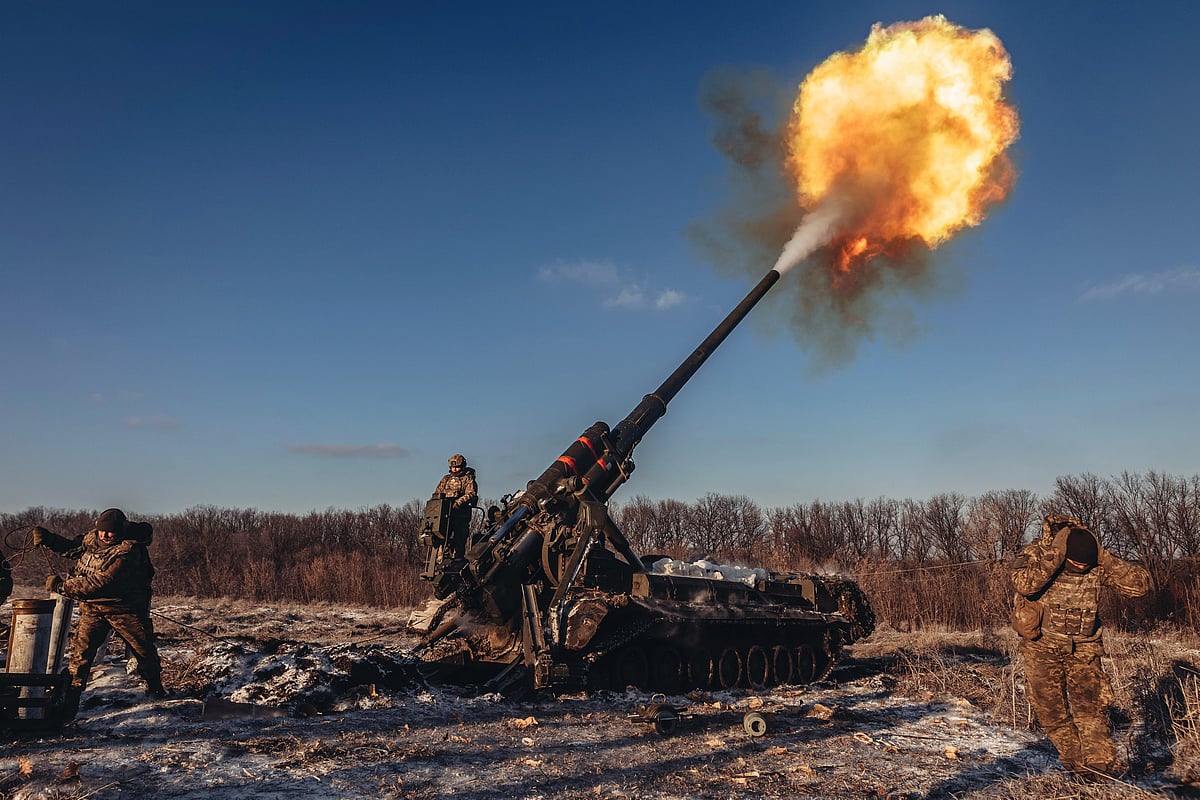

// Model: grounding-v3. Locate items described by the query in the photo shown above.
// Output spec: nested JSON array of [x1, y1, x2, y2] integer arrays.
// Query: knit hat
[[95, 508, 128, 533], [1065, 527, 1098, 567]]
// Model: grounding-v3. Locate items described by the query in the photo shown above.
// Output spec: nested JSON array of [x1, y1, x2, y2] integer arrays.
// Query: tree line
[[4, 470, 1197, 630]]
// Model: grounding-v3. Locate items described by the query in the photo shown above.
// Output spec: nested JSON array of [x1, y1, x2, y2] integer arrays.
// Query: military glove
[[45, 574, 64, 594], [453, 497, 467, 509], [31, 526, 50, 547], [1051, 527, 1069, 561]]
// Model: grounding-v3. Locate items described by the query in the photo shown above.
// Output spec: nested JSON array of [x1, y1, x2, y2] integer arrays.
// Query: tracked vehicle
[[410, 268, 875, 694]]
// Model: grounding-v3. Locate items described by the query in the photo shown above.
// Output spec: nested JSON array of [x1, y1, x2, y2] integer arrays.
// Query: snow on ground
[[1, 596, 1192, 799]]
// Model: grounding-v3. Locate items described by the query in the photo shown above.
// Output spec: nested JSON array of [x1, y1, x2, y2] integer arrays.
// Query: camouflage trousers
[[69, 608, 162, 691], [1020, 635, 1117, 773]]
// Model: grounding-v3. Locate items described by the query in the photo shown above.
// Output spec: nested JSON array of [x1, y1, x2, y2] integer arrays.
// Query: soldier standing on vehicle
[[1011, 513, 1150, 778], [433, 454, 478, 560], [32, 508, 165, 719]]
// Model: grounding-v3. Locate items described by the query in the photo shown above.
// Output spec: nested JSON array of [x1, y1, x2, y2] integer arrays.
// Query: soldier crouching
[[1011, 514, 1150, 778], [32, 508, 165, 719]]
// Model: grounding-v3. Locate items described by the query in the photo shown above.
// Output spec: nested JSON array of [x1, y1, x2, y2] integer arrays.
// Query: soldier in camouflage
[[1011, 513, 1150, 778], [433, 454, 478, 560], [33, 508, 165, 719]]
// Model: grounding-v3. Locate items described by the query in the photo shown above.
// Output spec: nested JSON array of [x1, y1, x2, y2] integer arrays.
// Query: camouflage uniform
[[1011, 515, 1150, 775], [37, 516, 163, 701], [434, 454, 478, 559]]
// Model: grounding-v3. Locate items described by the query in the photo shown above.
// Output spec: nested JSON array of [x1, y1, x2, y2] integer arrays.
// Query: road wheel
[[794, 643, 816, 684], [717, 647, 742, 689], [744, 645, 770, 689], [770, 645, 793, 686]]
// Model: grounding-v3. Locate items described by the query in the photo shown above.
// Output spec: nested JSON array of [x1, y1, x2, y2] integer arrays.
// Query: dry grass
[[850, 624, 1200, 791]]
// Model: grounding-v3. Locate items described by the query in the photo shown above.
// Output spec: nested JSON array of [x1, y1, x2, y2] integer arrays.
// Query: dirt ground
[[2, 595, 1197, 800]]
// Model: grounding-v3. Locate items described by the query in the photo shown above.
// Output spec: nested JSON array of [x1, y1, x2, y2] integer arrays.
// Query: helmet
[[448, 454, 467, 469]]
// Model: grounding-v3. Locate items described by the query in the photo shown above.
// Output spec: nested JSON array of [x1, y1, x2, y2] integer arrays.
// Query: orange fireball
[[785, 15, 1020, 275]]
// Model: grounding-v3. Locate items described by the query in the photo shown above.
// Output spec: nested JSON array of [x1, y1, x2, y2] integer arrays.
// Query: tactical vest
[[1038, 568, 1102, 638], [435, 471, 475, 499], [75, 542, 127, 580], [71, 537, 153, 610]]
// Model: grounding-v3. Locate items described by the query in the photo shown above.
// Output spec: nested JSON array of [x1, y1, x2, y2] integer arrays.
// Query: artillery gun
[[410, 268, 875, 695]]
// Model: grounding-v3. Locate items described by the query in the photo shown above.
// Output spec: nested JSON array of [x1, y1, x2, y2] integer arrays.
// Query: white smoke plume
[[772, 198, 847, 275]]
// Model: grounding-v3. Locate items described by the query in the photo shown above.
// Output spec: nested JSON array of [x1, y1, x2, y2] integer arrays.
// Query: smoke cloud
[[690, 67, 946, 371], [692, 17, 1017, 371]]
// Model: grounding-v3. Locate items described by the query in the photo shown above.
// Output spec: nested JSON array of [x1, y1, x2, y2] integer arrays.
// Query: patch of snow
[[649, 558, 769, 586]]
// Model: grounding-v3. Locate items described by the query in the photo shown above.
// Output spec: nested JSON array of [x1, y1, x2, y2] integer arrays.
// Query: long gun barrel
[[413, 265, 877, 695], [576, 268, 781, 502], [440, 268, 784, 620]]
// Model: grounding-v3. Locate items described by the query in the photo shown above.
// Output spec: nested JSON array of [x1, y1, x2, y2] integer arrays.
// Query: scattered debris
[[0, 596, 1193, 800]]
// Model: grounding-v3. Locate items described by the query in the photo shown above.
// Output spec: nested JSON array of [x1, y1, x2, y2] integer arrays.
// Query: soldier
[[433, 454, 478, 560], [32, 508, 165, 719], [1011, 513, 1150, 778]]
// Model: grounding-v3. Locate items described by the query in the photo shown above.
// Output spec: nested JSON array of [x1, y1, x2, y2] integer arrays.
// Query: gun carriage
[[411, 269, 874, 694]]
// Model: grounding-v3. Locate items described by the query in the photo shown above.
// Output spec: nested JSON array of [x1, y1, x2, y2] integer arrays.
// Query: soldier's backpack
[[126, 521, 153, 545]]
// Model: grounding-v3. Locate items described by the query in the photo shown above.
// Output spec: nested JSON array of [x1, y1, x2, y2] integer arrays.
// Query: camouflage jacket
[[434, 468, 478, 510], [41, 529, 155, 613], [1011, 532, 1150, 641]]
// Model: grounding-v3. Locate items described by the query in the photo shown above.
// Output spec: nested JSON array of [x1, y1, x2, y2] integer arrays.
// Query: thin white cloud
[[655, 289, 685, 310], [125, 415, 181, 430], [541, 259, 687, 312], [603, 285, 647, 309], [88, 393, 105, 405], [1079, 267, 1200, 303], [288, 443, 410, 459], [538, 259, 620, 286]]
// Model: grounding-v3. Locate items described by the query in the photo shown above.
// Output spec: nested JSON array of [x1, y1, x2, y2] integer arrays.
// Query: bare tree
[[924, 492, 969, 562], [1174, 475, 1200, 558], [614, 496, 691, 556], [864, 497, 901, 560], [1043, 473, 1110, 532], [836, 499, 872, 560], [808, 500, 841, 565], [767, 503, 823, 566], [965, 489, 1039, 560], [685, 493, 764, 561], [1106, 471, 1172, 594], [895, 498, 931, 563]]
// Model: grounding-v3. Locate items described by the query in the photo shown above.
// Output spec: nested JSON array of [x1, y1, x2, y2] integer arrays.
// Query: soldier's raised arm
[[1099, 546, 1151, 598], [1011, 527, 1067, 596], [31, 525, 86, 558]]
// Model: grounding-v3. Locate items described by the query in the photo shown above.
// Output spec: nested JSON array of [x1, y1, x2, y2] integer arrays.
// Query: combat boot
[[145, 678, 168, 699], [58, 687, 82, 723]]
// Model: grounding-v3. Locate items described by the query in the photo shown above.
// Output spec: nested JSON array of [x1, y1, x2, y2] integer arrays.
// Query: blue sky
[[3, 1, 1198, 515]]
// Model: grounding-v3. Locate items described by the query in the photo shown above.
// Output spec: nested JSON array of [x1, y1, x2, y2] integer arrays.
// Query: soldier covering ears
[[1011, 513, 1150, 778]]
